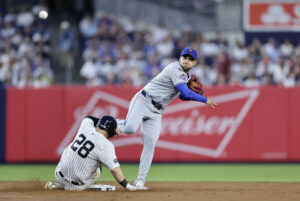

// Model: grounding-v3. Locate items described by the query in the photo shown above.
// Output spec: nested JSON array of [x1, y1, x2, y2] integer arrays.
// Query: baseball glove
[[187, 74, 203, 95]]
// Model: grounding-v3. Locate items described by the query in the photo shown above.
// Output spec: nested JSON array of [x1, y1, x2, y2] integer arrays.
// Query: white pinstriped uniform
[[55, 117, 120, 190], [118, 61, 189, 184]]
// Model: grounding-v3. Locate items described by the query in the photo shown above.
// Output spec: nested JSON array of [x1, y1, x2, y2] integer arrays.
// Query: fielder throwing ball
[[45, 115, 147, 191], [117, 47, 217, 189]]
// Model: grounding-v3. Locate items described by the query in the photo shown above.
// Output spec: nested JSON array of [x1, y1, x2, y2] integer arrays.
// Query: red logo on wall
[[244, 0, 300, 31]]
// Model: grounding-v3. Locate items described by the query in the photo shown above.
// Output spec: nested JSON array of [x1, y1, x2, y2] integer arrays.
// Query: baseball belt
[[141, 90, 162, 110], [58, 171, 82, 186]]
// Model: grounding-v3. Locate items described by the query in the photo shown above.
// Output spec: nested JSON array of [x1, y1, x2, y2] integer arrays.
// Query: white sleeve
[[79, 118, 94, 130], [75, 118, 95, 138], [98, 142, 120, 170]]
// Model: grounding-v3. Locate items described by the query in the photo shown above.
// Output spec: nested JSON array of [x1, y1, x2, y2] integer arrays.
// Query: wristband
[[119, 179, 128, 188]]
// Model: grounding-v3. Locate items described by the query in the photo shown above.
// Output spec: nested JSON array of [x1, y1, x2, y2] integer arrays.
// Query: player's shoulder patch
[[113, 158, 118, 164], [179, 73, 187, 81]]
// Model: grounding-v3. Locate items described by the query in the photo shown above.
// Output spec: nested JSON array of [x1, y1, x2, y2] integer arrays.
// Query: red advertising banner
[[5, 86, 300, 162], [6, 89, 27, 162], [6, 87, 65, 162], [289, 88, 300, 160], [244, 0, 300, 31]]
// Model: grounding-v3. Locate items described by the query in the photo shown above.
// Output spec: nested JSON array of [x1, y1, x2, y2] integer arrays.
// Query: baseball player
[[45, 115, 146, 191], [117, 47, 217, 188]]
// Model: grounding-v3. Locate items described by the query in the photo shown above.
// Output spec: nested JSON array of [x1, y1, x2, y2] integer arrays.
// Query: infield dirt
[[0, 182, 299, 201]]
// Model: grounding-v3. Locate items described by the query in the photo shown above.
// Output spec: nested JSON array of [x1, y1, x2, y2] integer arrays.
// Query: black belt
[[141, 90, 162, 110], [58, 171, 80, 186]]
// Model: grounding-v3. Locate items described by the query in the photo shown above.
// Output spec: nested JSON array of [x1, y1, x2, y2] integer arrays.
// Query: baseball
[[39, 10, 48, 19]]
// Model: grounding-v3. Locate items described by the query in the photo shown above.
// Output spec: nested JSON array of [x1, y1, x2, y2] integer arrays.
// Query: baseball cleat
[[44, 181, 59, 190], [134, 180, 149, 190]]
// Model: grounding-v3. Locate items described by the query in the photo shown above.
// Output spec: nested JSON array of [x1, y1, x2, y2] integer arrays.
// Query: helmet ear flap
[[97, 116, 117, 138]]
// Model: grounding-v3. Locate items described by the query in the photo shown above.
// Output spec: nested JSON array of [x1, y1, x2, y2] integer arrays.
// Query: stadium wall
[[1, 86, 300, 162]]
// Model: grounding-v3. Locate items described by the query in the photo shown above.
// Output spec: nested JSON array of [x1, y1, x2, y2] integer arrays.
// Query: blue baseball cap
[[181, 47, 197, 60]]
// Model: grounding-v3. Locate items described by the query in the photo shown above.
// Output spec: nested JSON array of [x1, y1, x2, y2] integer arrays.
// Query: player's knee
[[123, 125, 136, 134]]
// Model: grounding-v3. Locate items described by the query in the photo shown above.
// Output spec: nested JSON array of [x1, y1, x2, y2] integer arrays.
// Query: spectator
[[80, 57, 101, 86], [294, 65, 300, 85], [263, 37, 281, 62], [3, 8, 16, 24], [283, 72, 296, 87], [1, 22, 15, 39], [243, 72, 260, 87], [248, 38, 263, 63], [231, 40, 248, 62], [16, 4, 34, 28], [217, 51, 231, 85], [156, 34, 175, 58], [271, 58, 288, 85], [79, 14, 97, 39], [280, 39, 294, 59], [294, 40, 300, 56], [59, 21, 75, 84]]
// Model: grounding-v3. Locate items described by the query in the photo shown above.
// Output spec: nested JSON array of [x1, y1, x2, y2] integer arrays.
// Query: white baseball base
[[89, 184, 116, 191]]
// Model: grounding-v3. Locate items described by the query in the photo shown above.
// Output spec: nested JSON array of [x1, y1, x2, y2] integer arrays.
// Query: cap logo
[[189, 48, 192, 53]]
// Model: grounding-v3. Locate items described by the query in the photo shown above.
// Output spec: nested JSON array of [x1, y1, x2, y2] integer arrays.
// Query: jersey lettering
[[78, 141, 95, 158], [71, 134, 86, 151], [71, 134, 95, 158]]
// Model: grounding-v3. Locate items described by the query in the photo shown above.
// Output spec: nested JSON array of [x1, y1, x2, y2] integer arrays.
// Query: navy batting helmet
[[96, 116, 117, 138]]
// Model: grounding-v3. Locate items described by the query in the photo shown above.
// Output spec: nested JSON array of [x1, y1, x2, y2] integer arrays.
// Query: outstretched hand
[[116, 128, 121, 138], [206, 98, 217, 109], [126, 183, 137, 191]]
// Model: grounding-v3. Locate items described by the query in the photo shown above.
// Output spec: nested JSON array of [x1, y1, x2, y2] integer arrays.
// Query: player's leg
[[117, 93, 145, 134], [135, 113, 162, 185], [51, 168, 90, 191], [64, 183, 87, 191], [86, 166, 101, 186]]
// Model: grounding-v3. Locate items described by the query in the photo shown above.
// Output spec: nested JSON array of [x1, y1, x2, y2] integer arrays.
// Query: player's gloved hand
[[187, 74, 203, 95], [125, 183, 137, 191]]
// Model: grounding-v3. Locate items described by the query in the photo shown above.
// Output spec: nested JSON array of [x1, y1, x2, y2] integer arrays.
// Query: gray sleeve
[[167, 65, 188, 86]]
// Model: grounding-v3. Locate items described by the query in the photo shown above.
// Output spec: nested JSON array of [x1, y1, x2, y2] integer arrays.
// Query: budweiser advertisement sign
[[6, 86, 300, 162], [244, 0, 300, 31], [56, 88, 259, 161]]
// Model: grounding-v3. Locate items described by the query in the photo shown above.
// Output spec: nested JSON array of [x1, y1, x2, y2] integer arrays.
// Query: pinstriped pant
[[55, 167, 101, 190]]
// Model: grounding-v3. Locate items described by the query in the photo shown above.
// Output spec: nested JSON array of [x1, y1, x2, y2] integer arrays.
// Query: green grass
[[0, 164, 299, 182]]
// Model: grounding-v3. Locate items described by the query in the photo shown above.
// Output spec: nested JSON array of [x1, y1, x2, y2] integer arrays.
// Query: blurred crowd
[[79, 13, 300, 88], [1, 6, 300, 89], [0, 2, 53, 88]]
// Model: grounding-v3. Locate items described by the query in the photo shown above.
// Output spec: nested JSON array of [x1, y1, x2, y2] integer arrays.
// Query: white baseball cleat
[[44, 181, 59, 190], [134, 180, 149, 190]]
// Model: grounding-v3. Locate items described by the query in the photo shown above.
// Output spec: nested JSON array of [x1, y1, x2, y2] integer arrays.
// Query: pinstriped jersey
[[143, 61, 189, 109], [56, 117, 120, 184]]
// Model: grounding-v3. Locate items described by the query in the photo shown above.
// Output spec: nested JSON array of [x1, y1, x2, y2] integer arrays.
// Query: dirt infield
[[0, 182, 299, 201]]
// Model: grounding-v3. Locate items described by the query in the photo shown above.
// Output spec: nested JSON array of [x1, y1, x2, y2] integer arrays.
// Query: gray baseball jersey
[[55, 117, 120, 190], [117, 61, 189, 184], [144, 61, 189, 109]]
